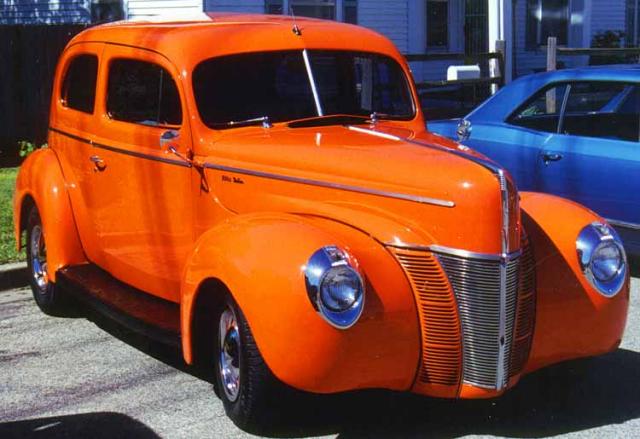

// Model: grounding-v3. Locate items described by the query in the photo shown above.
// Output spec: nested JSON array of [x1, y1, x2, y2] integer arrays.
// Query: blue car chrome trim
[[202, 162, 455, 208], [49, 127, 192, 168]]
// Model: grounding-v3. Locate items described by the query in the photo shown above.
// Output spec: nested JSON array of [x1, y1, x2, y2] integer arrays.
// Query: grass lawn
[[0, 168, 23, 264]]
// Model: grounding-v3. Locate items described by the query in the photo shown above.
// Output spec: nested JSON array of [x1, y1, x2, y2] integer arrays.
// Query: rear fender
[[180, 213, 420, 393], [13, 149, 86, 281], [520, 192, 629, 373]]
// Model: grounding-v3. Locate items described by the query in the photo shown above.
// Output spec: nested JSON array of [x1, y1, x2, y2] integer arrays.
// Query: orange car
[[14, 14, 629, 432]]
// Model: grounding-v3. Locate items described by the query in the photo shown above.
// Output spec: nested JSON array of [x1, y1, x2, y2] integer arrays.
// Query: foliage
[[0, 168, 23, 264], [18, 141, 47, 158], [590, 30, 634, 65]]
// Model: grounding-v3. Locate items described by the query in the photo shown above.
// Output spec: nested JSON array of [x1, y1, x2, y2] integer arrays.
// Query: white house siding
[[0, 0, 90, 23], [127, 0, 203, 19], [357, 0, 408, 52], [204, 0, 263, 13]]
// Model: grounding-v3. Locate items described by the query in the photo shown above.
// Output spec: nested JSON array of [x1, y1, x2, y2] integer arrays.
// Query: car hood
[[196, 123, 518, 254]]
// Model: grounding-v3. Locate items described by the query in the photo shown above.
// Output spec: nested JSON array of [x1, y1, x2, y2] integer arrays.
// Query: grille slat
[[391, 248, 461, 386]]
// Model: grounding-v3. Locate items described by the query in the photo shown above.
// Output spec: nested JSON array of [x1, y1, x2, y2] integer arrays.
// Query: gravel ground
[[0, 276, 638, 439]]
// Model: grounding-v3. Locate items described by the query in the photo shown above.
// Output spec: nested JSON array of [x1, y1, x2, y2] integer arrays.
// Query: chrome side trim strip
[[302, 49, 324, 116], [49, 127, 192, 168], [606, 218, 640, 231], [386, 242, 522, 261], [202, 162, 456, 207]]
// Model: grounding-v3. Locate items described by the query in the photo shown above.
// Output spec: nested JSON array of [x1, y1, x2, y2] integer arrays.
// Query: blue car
[[429, 66, 640, 257]]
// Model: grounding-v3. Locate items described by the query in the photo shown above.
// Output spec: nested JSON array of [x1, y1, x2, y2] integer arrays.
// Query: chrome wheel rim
[[30, 225, 48, 293], [219, 306, 241, 402]]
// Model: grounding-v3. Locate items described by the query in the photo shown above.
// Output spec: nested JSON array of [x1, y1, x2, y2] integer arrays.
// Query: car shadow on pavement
[[0, 412, 160, 439], [324, 349, 640, 439], [629, 255, 640, 278], [74, 304, 640, 438]]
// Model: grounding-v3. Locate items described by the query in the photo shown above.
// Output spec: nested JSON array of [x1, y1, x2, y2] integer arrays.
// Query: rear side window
[[507, 83, 568, 133], [107, 59, 182, 126], [61, 54, 98, 114]]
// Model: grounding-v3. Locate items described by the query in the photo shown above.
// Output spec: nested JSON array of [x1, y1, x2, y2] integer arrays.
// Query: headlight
[[304, 246, 365, 329], [577, 222, 627, 297]]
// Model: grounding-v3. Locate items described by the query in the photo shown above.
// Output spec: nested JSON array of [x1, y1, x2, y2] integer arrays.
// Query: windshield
[[192, 50, 415, 129]]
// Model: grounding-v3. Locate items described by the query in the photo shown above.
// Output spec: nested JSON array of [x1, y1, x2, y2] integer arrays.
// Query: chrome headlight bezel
[[304, 246, 365, 329], [576, 222, 627, 297]]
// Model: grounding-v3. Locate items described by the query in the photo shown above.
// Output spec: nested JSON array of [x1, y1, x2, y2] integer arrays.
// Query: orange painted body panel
[[13, 148, 87, 281], [14, 15, 630, 400], [520, 193, 629, 372]]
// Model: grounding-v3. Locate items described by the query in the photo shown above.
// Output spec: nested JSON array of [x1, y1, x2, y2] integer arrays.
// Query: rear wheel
[[214, 295, 293, 433], [26, 206, 67, 315]]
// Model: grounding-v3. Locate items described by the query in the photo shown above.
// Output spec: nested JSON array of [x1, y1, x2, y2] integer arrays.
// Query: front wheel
[[214, 296, 293, 433], [26, 206, 68, 316]]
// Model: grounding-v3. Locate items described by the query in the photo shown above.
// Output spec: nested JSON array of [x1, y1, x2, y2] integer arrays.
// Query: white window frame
[[268, 0, 351, 22]]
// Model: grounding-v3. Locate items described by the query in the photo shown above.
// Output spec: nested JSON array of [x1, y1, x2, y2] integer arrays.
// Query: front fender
[[181, 213, 420, 393], [13, 149, 86, 281], [521, 192, 629, 373]]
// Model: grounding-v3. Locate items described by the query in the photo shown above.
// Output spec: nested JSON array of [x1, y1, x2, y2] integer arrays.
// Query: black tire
[[213, 295, 294, 434], [25, 206, 68, 316]]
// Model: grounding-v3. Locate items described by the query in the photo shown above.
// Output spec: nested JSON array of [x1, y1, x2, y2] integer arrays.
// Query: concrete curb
[[0, 262, 29, 291]]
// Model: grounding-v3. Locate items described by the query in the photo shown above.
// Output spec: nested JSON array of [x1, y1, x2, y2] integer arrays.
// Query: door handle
[[542, 152, 563, 165], [89, 155, 106, 171]]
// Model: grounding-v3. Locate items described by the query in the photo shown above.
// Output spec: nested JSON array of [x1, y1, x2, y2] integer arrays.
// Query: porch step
[[57, 264, 181, 347]]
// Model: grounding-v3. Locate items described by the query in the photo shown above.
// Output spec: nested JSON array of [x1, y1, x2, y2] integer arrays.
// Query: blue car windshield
[[192, 50, 415, 128]]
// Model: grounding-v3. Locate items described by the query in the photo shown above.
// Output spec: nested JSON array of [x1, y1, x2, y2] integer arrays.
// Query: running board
[[57, 264, 181, 347]]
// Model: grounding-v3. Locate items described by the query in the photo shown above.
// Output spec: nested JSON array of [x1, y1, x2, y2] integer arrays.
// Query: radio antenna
[[289, 5, 302, 36]]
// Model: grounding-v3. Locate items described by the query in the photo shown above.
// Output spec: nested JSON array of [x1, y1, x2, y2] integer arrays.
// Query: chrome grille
[[436, 253, 520, 389]]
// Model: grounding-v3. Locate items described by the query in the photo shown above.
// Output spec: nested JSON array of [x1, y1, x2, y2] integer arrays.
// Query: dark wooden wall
[[0, 25, 87, 167]]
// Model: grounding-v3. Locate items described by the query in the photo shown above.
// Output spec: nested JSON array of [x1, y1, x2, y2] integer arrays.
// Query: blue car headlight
[[304, 246, 365, 329], [576, 222, 627, 297]]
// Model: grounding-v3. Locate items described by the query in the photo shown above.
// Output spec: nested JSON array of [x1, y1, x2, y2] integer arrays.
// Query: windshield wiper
[[212, 116, 273, 129], [287, 114, 371, 128]]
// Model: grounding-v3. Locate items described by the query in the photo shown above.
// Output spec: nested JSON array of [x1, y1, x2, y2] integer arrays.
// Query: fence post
[[546, 36, 557, 72], [490, 39, 506, 94], [546, 37, 558, 113]]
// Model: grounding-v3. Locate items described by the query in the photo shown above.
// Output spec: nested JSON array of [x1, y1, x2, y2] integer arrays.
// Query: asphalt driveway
[[1, 275, 639, 439]]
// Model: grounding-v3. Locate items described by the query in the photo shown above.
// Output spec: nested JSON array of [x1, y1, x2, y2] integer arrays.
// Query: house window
[[427, 0, 449, 49], [526, 0, 569, 47], [265, 0, 356, 23]]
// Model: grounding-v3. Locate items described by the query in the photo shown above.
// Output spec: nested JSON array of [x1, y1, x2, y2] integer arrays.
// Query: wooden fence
[[406, 42, 506, 120], [546, 36, 640, 72], [0, 25, 87, 167]]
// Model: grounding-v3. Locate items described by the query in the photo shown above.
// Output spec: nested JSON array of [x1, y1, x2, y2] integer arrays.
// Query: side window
[[562, 82, 639, 142], [564, 82, 627, 113], [61, 54, 98, 114], [508, 84, 568, 133], [107, 59, 182, 126]]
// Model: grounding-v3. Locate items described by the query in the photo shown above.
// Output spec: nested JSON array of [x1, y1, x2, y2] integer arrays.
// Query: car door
[[49, 43, 105, 261], [87, 45, 193, 301], [537, 81, 640, 252], [461, 83, 570, 191]]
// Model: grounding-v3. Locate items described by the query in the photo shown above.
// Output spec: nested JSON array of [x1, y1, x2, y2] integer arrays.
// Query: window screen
[[107, 59, 182, 126], [427, 0, 449, 48], [61, 54, 98, 114]]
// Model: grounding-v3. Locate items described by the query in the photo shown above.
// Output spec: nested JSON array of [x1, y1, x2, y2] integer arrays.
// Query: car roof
[[467, 65, 640, 122], [67, 13, 400, 71]]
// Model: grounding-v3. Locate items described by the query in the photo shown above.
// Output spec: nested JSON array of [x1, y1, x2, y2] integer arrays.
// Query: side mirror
[[456, 119, 471, 142]]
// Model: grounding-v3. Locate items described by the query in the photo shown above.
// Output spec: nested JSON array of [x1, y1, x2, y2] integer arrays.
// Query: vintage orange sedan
[[14, 14, 629, 432]]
